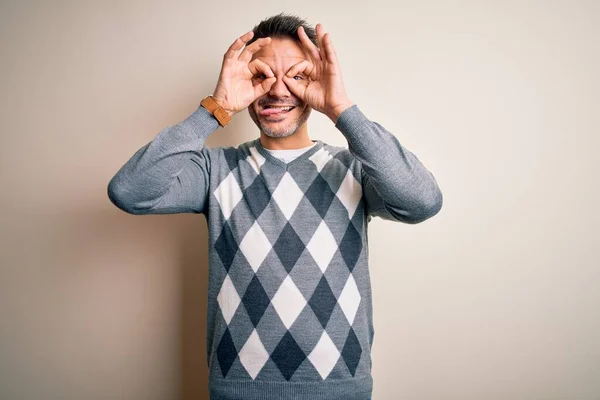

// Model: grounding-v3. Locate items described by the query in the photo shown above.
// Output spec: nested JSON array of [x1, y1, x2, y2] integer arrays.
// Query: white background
[[1, 1, 598, 398]]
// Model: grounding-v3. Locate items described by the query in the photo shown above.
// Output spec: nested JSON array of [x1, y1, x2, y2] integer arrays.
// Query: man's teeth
[[266, 106, 294, 111]]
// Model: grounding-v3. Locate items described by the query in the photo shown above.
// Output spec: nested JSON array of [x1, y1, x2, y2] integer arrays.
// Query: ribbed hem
[[209, 374, 372, 400]]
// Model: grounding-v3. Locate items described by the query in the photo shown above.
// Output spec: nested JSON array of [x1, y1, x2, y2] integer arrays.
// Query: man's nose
[[268, 75, 291, 98]]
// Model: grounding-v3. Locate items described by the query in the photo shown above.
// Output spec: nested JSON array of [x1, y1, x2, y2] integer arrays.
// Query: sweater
[[107, 104, 443, 400]]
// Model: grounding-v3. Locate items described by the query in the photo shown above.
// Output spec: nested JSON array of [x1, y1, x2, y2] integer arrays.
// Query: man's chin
[[260, 126, 297, 139], [257, 116, 296, 137]]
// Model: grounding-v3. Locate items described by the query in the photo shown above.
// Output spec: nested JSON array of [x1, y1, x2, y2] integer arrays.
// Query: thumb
[[254, 76, 276, 98], [282, 75, 305, 100]]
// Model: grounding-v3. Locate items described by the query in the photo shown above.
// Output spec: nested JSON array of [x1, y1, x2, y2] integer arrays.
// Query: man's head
[[246, 14, 317, 139]]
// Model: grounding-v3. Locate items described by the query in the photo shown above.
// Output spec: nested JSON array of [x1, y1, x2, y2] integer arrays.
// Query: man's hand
[[282, 24, 354, 123], [211, 31, 276, 117]]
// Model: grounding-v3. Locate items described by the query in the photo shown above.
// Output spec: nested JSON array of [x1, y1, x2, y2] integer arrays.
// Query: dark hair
[[247, 13, 318, 47]]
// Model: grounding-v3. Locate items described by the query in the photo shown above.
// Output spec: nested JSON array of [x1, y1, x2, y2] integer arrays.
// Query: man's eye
[[255, 73, 266, 79], [293, 75, 303, 81]]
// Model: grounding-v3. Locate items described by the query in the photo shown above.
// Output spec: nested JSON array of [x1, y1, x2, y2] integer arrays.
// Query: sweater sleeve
[[335, 105, 443, 224], [107, 105, 220, 215]]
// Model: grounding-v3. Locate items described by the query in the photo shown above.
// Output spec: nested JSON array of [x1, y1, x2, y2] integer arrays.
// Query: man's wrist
[[327, 101, 354, 124], [209, 94, 235, 118], [200, 96, 233, 127]]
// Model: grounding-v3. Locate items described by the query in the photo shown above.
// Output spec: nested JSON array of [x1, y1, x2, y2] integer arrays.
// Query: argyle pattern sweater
[[108, 104, 443, 400]]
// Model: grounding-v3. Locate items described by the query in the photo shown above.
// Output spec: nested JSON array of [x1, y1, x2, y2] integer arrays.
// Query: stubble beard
[[248, 103, 312, 139]]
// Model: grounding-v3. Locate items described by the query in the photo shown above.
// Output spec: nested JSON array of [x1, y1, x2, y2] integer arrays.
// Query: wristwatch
[[200, 96, 232, 127]]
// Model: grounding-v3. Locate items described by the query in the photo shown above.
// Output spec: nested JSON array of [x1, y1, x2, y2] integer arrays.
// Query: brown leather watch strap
[[200, 96, 232, 127]]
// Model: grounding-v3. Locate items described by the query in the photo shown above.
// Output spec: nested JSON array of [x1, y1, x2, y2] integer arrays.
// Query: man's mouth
[[259, 105, 296, 117]]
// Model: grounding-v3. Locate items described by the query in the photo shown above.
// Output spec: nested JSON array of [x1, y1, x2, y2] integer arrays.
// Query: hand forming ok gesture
[[211, 31, 276, 116], [282, 24, 353, 123]]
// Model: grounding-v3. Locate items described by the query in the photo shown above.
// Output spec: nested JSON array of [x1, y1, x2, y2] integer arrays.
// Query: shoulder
[[202, 139, 255, 163], [321, 142, 361, 171]]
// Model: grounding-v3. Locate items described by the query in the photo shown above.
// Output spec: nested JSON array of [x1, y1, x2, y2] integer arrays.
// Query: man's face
[[248, 37, 312, 138]]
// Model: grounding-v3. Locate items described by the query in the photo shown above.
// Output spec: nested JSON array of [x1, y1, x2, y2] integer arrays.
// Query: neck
[[259, 125, 313, 150]]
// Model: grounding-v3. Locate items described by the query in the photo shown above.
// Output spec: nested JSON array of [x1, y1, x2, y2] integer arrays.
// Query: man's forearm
[[107, 105, 219, 214], [335, 105, 443, 222]]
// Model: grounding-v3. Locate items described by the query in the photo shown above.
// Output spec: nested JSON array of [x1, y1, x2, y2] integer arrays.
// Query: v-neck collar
[[254, 139, 324, 169]]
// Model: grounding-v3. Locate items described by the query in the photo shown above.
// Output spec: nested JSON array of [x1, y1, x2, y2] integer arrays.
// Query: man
[[108, 13, 442, 400]]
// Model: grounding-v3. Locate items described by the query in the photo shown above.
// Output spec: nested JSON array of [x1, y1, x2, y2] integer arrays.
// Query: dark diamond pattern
[[214, 222, 238, 272], [243, 177, 272, 220], [334, 152, 354, 170], [341, 327, 362, 376], [351, 203, 364, 233], [273, 223, 305, 273], [217, 328, 238, 377], [308, 276, 337, 328], [304, 174, 337, 218], [338, 223, 362, 272], [242, 275, 271, 327], [222, 147, 240, 173], [270, 331, 306, 380]]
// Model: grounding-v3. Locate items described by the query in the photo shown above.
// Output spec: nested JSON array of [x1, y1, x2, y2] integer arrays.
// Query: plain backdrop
[[1, 1, 598, 399]]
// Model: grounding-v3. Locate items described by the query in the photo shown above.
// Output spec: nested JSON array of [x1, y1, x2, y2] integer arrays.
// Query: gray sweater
[[107, 104, 443, 400]]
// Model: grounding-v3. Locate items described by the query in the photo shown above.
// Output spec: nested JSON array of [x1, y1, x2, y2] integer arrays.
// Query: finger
[[285, 60, 314, 79], [323, 32, 339, 65], [254, 76, 277, 98], [283, 60, 313, 99], [223, 30, 254, 59], [250, 59, 276, 97], [281, 75, 305, 99], [298, 26, 321, 61], [248, 59, 274, 78], [239, 36, 271, 62], [315, 23, 326, 60]]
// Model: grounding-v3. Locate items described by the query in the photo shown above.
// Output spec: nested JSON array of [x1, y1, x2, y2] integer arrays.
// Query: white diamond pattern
[[308, 148, 333, 172], [238, 329, 269, 379], [247, 147, 266, 175], [271, 172, 304, 220], [217, 275, 241, 325], [306, 221, 338, 273], [338, 274, 361, 325], [271, 275, 307, 329], [213, 170, 244, 220], [335, 169, 362, 219], [239, 221, 272, 272], [308, 331, 341, 379]]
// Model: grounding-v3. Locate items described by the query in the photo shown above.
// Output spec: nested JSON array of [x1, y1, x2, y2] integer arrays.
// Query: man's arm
[[283, 24, 442, 223], [107, 30, 277, 215], [335, 105, 443, 224], [107, 106, 218, 215]]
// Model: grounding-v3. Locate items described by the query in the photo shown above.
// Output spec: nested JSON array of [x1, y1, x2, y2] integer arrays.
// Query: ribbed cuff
[[182, 104, 221, 142], [335, 105, 369, 136]]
